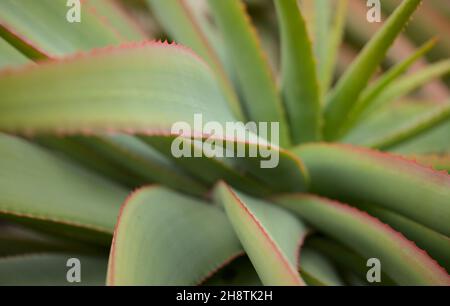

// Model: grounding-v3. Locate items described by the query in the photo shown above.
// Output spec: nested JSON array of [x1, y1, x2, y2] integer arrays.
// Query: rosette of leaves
[[0, 0, 448, 286]]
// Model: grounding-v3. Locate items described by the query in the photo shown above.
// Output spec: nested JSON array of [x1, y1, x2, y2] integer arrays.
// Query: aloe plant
[[0, 0, 449, 286]]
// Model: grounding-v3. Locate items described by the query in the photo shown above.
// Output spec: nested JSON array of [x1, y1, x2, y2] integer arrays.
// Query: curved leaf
[[214, 182, 306, 286], [208, 0, 290, 147], [391, 120, 450, 155], [306, 237, 396, 285], [343, 100, 450, 149], [275, 0, 321, 143], [274, 194, 450, 285], [0, 36, 28, 68], [299, 248, 344, 286], [0, 133, 128, 240], [146, 0, 243, 119], [324, 0, 422, 139], [0, 43, 308, 192], [354, 202, 450, 271], [343, 38, 438, 133], [362, 59, 450, 116], [107, 186, 242, 285], [0, 253, 107, 285], [294, 143, 450, 236], [0, 0, 122, 57]]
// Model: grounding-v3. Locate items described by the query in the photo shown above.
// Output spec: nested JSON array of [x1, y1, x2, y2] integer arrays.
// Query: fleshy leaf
[[0, 254, 107, 285], [146, 0, 243, 119], [214, 182, 306, 286], [324, 0, 422, 139], [299, 248, 344, 286], [107, 186, 242, 285], [294, 143, 450, 236], [353, 202, 450, 271], [343, 100, 450, 149], [208, 0, 290, 147], [361, 59, 450, 116], [343, 38, 438, 134], [0, 133, 128, 241], [0, 36, 28, 68], [275, 0, 321, 143], [0, 43, 308, 192], [274, 194, 450, 285]]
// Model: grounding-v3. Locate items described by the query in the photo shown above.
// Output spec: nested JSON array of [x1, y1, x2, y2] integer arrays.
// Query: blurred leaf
[[353, 202, 450, 271], [146, 0, 243, 119], [208, 0, 290, 147], [324, 0, 422, 139], [76, 135, 207, 196], [362, 59, 450, 116], [107, 186, 242, 285], [0, 36, 28, 68], [299, 248, 344, 286], [0, 254, 107, 285], [36, 136, 145, 188], [306, 237, 395, 285], [214, 182, 306, 286], [85, 0, 148, 41], [344, 38, 438, 133], [0, 0, 122, 57], [294, 143, 450, 236], [0, 133, 128, 242], [274, 194, 449, 285], [0, 222, 104, 257], [343, 100, 450, 149], [390, 120, 450, 155], [0, 43, 308, 192], [275, 0, 321, 143], [301, 0, 347, 95]]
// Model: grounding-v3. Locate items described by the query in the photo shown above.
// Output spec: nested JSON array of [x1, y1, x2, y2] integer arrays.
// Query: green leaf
[[324, 0, 422, 139], [0, 43, 308, 192], [208, 0, 290, 147], [0, 0, 122, 57], [294, 143, 450, 236], [301, 0, 347, 95], [274, 194, 449, 285], [36, 136, 145, 188], [306, 237, 396, 285], [146, 0, 243, 120], [84, 0, 148, 41], [144, 136, 269, 196], [0, 254, 107, 285], [0, 222, 104, 257], [300, 248, 344, 286], [0, 133, 128, 241], [319, 0, 347, 95], [107, 186, 242, 285], [0, 36, 28, 68], [361, 59, 450, 116], [214, 182, 306, 286], [275, 0, 321, 143], [342, 100, 450, 149], [391, 120, 450, 155], [353, 202, 450, 271], [343, 38, 438, 134], [75, 135, 208, 196]]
